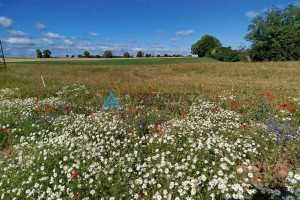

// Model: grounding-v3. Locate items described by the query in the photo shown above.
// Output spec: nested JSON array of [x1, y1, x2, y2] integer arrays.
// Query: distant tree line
[[136, 51, 183, 58], [75, 50, 184, 58], [191, 3, 300, 62]]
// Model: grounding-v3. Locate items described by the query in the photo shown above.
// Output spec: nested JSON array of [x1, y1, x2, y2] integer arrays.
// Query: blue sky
[[0, 0, 299, 57]]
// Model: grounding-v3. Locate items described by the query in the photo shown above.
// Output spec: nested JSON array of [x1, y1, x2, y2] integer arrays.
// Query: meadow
[[0, 58, 300, 199]]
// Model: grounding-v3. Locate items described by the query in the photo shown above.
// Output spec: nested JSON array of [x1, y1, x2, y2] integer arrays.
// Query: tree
[[71, 55, 75, 58], [123, 52, 130, 58], [136, 51, 143, 57], [245, 4, 300, 61], [191, 34, 222, 57], [212, 47, 240, 62], [36, 49, 42, 58], [42, 49, 52, 58], [103, 50, 112, 58], [83, 51, 90, 58], [66, 54, 69, 58], [145, 54, 151, 57]]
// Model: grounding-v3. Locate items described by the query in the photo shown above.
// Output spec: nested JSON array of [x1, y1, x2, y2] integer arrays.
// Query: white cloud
[[294, 1, 300, 6], [64, 39, 74, 46], [37, 38, 55, 45], [4, 37, 55, 46], [5, 38, 33, 45], [245, 11, 259, 18], [170, 38, 180, 42], [7, 30, 28, 38], [0, 16, 13, 28], [155, 30, 165, 34], [104, 38, 113, 42], [176, 29, 195, 36], [127, 39, 136, 43], [71, 36, 88, 40], [45, 32, 65, 39], [35, 23, 47, 31], [88, 32, 99, 37]]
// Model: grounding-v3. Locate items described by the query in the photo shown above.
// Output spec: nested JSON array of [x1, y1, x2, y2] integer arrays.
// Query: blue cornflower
[[139, 122, 144, 128]]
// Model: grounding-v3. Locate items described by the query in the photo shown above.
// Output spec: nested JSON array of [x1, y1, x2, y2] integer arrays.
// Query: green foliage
[[136, 51, 143, 57], [42, 49, 52, 58], [83, 51, 90, 58], [191, 34, 222, 57], [123, 52, 130, 58], [245, 4, 300, 61], [36, 49, 42, 58], [212, 46, 240, 62], [103, 50, 113, 58]]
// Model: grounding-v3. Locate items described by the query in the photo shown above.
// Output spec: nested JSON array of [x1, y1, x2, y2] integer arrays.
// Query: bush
[[212, 47, 240, 62]]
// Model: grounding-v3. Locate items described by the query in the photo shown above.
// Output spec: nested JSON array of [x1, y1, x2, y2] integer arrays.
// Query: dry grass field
[[1, 59, 299, 100]]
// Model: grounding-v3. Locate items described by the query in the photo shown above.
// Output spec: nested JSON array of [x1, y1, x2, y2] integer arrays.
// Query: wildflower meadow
[[0, 85, 299, 200]]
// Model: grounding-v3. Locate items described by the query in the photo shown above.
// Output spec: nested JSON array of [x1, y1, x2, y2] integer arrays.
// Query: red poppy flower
[[280, 102, 291, 107], [45, 103, 49, 108], [241, 124, 247, 129], [289, 107, 295, 112], [231, 100, 236, 105], [76, 194, 80, 200], [247, 99, 251, 102], [283, 167, 289, 172], [235, 105, 239, 109], [7, 128, 10, 133], [72, 171, 78, 179], [269, 98, 272, 101], [215, 95, 218, 99], [180, 114, 184, 118], [7, 150, 12, 155], [52, 107, 56, 111], [124, 89, 128, 92], [10, 99, 13, 102], [36, 106, 40, 111], [0, 127, 3, 132], [21, 98, 24, 101], [63, 106, 68, 111], [253, 176, 260, 180], [267, 93, 271, 96], [133, 109, 137, 113], [156, 124, 162, 132]]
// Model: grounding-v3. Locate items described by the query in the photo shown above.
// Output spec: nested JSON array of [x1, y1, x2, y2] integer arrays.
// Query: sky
[[0, 0, 299, 57]]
